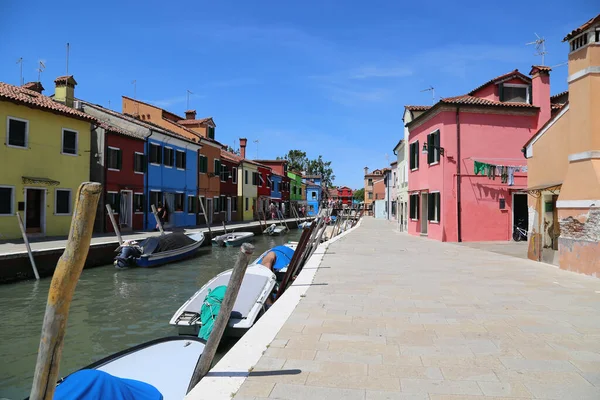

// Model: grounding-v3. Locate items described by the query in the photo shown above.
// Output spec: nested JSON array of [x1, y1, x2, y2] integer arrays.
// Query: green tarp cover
[[199, 286, 227, 340]]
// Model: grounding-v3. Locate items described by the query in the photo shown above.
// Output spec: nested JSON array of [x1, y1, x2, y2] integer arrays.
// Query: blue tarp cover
[[256, 245, 294, 271], [55, 369, 163, 400]]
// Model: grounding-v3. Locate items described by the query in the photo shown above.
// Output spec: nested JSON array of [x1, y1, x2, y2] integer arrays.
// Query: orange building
[[524, 14, 600, 276], [122, 97, 223, 224], [363, 167, 386, 215]]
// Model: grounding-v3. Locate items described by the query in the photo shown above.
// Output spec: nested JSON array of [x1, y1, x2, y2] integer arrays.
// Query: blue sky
[[0, 1, 596, 188]]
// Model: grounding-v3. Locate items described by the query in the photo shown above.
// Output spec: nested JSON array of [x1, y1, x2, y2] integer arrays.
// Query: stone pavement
[[234, 217, 600, 400]]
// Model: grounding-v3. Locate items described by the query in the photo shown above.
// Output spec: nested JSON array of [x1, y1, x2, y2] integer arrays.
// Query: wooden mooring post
[[187, 242, 255, 392], [197, 196, 212, 239], [16, 212, 40, 280], [150, 204, 165, 236], [29, 182, 102, 400], [105, 204, 123, 245]]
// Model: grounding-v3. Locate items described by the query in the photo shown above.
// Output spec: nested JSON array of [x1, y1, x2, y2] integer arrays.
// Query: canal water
[[0, 230, 302, 399]]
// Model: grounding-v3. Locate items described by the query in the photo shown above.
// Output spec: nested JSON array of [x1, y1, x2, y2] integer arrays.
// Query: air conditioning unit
[[73, 100, 82, 110]]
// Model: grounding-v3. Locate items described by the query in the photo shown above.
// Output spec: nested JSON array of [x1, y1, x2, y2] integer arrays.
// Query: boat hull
[[136, 233, 204, 268]]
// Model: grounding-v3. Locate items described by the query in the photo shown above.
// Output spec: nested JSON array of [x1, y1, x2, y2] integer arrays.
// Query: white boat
[[264, 223, 287, 236], [211, 231, 254, 247], [297, 221, 312, 229], [53, 336, 205, 400], [170, 265, 276, 336]]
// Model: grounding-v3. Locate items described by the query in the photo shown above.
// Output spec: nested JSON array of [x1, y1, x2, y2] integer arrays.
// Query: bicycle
[[513, 221, 528, 242]]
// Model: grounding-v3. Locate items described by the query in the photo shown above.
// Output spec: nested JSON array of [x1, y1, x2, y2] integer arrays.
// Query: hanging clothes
[[507, 167, 516, 186], [474, 161, 487, 176], [500, 166, 508, 184]]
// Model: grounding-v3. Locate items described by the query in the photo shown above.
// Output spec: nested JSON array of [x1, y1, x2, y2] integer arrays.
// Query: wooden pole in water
[[16, 212, 40, 280], [197, 195, 212, 239], [150, 204, 165, 235], [29, 182, 102, 400], [187, 242, 255, 392], [222, 221, 227, 234], [105, 204, 123, 245]]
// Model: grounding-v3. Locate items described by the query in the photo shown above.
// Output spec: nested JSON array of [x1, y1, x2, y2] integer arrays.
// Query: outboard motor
[[114, 242, 141, 269]]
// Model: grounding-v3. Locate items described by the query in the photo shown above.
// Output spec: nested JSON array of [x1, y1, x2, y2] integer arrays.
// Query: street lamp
[[422, 142, 444, 156]]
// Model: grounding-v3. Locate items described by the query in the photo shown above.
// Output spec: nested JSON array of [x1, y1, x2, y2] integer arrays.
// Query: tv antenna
[[253, 139, 259, 159], [526, 33, 547, 65], [65, 43, 70, 76], [420, 86, 435, 104], [131, 80, 137, 99], [186, 89, 193, 109], [37, 61, 46, 82], [16, 57, 23, 85]]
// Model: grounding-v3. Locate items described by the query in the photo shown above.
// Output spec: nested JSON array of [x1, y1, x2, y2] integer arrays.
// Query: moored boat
[[264, 223, 287, 236], [211, 231, 254, 247], [114, 232, 205, 268]]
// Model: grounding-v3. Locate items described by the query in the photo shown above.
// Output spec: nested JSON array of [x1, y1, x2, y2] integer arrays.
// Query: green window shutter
[[415, 141, 419, 169], [498, 83, 504, 102], [427, 134, 433, 164], [117, 150, 122, 170], [528, 84, 533, 104]]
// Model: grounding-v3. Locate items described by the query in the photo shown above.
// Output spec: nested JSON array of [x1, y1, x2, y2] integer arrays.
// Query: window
[[368, 178, 373, 186], [62, 129, 78, 155], [149, 191, 161, 212], [270, 178, 275, 191], [410, 193, 420, 219], [232, 167, 238, 184], [107, 147, 122, 170], [149, 144, 162, 164], [252, 172, 259, 186], [187, 195, 197, 214], [172, 193, 184, 212], [221, 195, 226, 212], [499, 83, 529, 103], [134, 193, 144, 213], [164, 147, 174, 167], [0, 186, 14, 215], [214, 197, 220, 214], [198, 196, 205, 215], [106, 191, 119, 214], [220, 164, 228, 182], [409, 141, 420, 170], [199, 155, 208, 173], [214, 159, 221, 175], [368, 192, 373, 199], [596, 29, 600, 43], [245, 197, 249, 211], [293, 186, 297, 195], [176, 150, 186, 170], [299, 188, 302, 196], [312, 192, 316, 199], [54, 189, 72, 215], [7, 117, 28, 148], [134, 152, 146, 173], [570, 33, 589, 52], [428, 192, 440, 223], [427, 130, 440, 165], [232, 197, 238, 212], [208, 126, 215, 139], [245, 170, 249, 184]]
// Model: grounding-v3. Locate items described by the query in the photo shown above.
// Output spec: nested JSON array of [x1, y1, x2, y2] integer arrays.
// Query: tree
[[282, 150, 308, 172], [353, 188, 364, 201], [306, 155, 335, 188], [226, 146, 240, 155]]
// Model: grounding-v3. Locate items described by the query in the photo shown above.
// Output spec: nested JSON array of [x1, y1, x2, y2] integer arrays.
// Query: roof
[[178, 117, 215, 126], [0, 82, 95, 123], [54, 75, 77, 86], [98, 120, 145, 140], [254, 159, 288, 165], [467, 69, 531, 96], [551, 103, 567, 112], [563, 14, 600, 41], [220, 149, 242, 163], [551, 91, 568, 101], [530, 65, 552, 74], [405, 105, 431, 111], [305, 180, 319, 186], [303, 174, 321, 179], [393, 139, 404, 151], [439, 95, 537, 108]]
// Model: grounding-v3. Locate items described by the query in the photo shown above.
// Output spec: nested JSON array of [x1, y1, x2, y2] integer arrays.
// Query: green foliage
[[280, 150, 336, 187], [353, 188, 364, 200]]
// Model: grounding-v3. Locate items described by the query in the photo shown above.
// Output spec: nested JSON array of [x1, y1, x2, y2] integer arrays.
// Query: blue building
[[304, 175, 322, 216], [146, 131, 200, 230], [270, 173, 283, 207]]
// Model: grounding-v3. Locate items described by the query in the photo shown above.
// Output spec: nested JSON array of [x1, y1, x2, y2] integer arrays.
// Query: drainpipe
[[456, 107, 462, 242], [145, 130, 154, 230]]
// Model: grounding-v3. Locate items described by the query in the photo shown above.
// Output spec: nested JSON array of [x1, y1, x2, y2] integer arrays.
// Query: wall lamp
[[422, 142, 444, 156]]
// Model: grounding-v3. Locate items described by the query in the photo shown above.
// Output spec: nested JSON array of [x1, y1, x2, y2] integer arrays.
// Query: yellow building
[[524, 14, 600, 276], [0, 77, 94, 239], [238, 138, 259, 221]]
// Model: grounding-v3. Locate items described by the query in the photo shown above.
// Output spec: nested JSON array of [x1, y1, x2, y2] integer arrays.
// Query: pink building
[[407, 68, 552, 242]]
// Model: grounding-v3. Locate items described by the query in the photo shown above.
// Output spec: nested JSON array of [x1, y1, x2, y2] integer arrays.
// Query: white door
[[227, 197, 232, 222], [206, 198, 213, 224], [119, 190, 133, 230]]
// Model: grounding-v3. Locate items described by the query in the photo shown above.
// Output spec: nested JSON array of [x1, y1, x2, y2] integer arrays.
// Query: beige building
[[524, 14, 600, 276]]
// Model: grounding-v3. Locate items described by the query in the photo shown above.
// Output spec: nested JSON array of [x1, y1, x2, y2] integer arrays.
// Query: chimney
[[239, 138, 247, 159], [364, 166, 369, 175], [54, 75, 77, 107], [529, 66, 551, 130], [22, 82, 44, 94], [185, 110, 196, 120]]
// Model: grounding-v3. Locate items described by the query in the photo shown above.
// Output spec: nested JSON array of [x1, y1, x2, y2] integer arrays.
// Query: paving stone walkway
[[234, 217, 600, 400]]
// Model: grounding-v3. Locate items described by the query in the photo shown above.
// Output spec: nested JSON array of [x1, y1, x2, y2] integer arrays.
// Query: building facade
[[255, 159, 289, 216], [524, 14, 600, 276], [337, 186, 353, 206], [257, 164, 272, 217], [0, 78, 94, 239], [363, 167, 385, 214], [237, 138, 259, 221], [304, 175, 322, 216], [220, 150, 240, 223], [407, 68, 551, 242]]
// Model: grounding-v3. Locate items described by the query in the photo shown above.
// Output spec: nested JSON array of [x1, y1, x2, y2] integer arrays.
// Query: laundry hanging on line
[[473, 160, 527, 186]]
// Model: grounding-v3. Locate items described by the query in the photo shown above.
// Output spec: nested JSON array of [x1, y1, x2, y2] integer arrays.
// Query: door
[[206, 198, 213, 224], [512, 193, 529, 242], [420, 193, 428, 235], [25, 188, 44, 234], [119, 190, 133, 230], [164, 192, 175, 227], [227, 197, 232, 222]]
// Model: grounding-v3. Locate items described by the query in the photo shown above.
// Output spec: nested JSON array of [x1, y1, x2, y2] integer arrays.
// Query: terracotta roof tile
[[221, 149, 243, 163], [440, 95, 537, 108], [531, 65, 552, 72], [563, 14, 600, 41], [405, 105, 431, 111], [551, 103, 566, 111], [54, 75, 77, 85], [98, 121, 145, 140], [0, 82, 95, 122], [177, 117, 214, 126], [467, 69, 531, 96], [551, 91, 568, 101]]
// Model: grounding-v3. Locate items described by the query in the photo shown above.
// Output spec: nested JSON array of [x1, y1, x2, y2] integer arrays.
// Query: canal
[[0, 230, 302, 399]]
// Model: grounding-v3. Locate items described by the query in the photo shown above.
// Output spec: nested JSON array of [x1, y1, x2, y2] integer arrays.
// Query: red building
[[91, 121, 146, 233], [220, 150, 240, 222], [254, 159, 289, 215], [337, 186, 353, 205], [256, 164, 272, 216]]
